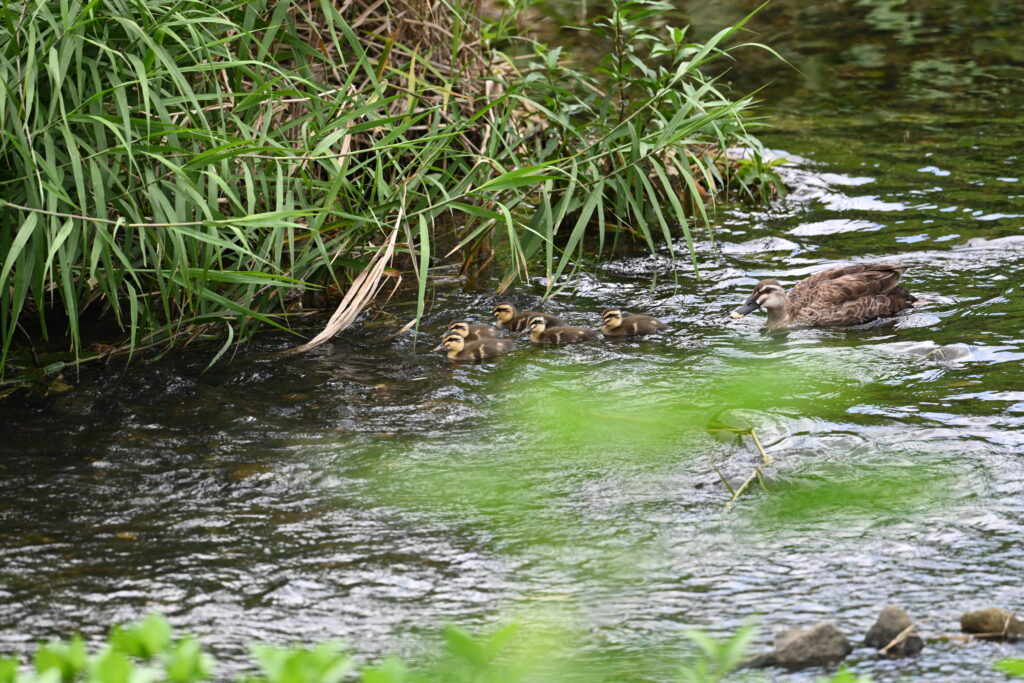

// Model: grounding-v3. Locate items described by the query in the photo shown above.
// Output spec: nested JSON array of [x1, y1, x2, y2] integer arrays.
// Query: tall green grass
[[0, 0, 780, 378]]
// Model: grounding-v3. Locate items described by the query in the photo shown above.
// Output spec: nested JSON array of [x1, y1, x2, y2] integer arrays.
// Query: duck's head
[[492, 303, 516, 323], [432, 333, 466, 354], [601, 309, 623, 329], [528, 315, 547, 335], [731, 280, 786, 318], [447, 321, 471, 337]]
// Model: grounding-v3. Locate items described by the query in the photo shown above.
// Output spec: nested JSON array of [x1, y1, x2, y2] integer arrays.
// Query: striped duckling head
[[447, 321, 471, 337], [527, 315, 547, 340], [432, 333, 466, 357], [492, 303, 516, 325], [601, 309, 624, 330]]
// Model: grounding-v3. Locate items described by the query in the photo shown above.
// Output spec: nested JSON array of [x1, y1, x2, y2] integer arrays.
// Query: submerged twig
[[726, 465, 763, 508], [712, 463, 736, 497], [750, 428, 773, 465], [724, 427, 773, 508], [378, 317, 418, 343], [931, 631, 1022, 642], [878, 623, 918, 655]]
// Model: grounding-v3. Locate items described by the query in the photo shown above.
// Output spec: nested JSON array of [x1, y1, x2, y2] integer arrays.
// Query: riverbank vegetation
[[0, 613, 868, 682], [4, 613, 1020, 681], [0, 0, 781, 391]]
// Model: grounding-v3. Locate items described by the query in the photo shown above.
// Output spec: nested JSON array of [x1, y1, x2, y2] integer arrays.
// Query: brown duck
[[528, 316, 600, 344], [492, 303, 565, 332], [600, 309, 668, 336], [730, 263, 918, 332], [446, 320, 500, 341], [433, 333, 515, 361]]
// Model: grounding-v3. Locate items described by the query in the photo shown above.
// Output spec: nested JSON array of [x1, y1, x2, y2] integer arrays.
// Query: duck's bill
[[431, 343, 446, 352], [730, 301, 761, 318]]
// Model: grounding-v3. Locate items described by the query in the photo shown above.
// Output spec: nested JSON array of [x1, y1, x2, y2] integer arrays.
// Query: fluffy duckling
[[492, 303, 565, 332], [730, 263, 918, 332], [433, 333, 515, 361], [528, 316, 599, 344], [446, 320, 500, 341], [600, 309, 668, 336]]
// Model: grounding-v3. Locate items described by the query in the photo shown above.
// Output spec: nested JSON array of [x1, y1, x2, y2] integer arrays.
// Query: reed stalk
[[0, 0, 780, 378]]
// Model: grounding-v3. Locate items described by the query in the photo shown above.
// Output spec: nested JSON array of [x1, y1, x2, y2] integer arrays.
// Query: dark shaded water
[[3, 0, 1024, 680]]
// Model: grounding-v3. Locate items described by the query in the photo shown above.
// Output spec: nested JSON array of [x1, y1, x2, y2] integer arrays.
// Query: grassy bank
[[0, 0, 780, 390]]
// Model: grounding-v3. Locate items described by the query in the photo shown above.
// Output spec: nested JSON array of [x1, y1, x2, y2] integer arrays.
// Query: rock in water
[[864, 606, 924, 656], [960, 608, 1024, 640], [772, 621, 853, 670], [924, 343, 974, 363]]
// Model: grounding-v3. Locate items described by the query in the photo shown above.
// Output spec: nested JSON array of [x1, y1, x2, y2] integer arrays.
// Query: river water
[[2, 0, 1023, 680]]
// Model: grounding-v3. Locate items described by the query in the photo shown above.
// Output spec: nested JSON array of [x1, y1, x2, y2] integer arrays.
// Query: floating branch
[[712, 426, 774, 508], [878, 623, 918, 655]]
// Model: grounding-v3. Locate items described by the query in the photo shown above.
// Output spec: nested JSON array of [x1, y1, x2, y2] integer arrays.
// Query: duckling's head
[[432, 334, 466, 354], [731, 280, 787, 318], [528, 315, 547, 334], [447, 321, 471, 337], [492, 303, 516, 323], [601, 309, 623, 329]]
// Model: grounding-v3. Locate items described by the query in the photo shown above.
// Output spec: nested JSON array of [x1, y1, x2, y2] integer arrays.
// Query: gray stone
[[864, 605, 924, 656], [961, 608, 1024, 641], [772, 621, 852, 670]]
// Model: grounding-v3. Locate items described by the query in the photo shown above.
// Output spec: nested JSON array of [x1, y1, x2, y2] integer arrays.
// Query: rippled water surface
[[3, 1, 1024, 680]]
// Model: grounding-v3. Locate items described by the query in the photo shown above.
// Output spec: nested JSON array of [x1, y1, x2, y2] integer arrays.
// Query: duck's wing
[[789, 264, 914, 308]]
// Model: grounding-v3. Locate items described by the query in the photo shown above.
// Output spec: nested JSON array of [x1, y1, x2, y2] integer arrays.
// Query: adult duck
[[730, 263, 918, 332]]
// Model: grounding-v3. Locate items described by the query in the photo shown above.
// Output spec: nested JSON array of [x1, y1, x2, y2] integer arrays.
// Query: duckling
[[492, 303, 566, 332], [446, 320, 500, 341], [600, 309, 668, 336], [528, 316, 600, 344], [432, 333, 515, 361], [730, 263, 919, 332]]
